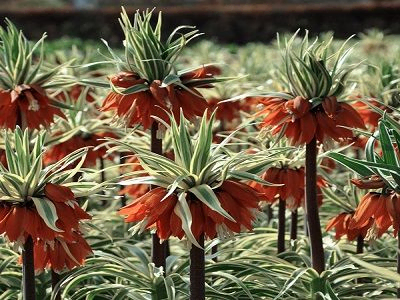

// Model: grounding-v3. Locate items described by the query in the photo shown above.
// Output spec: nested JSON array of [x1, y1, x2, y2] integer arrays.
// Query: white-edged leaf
[[229, 170, 282, 186], [119, 176, 170, 188], [189, 184, 235, 222], [31, 197, 62, 232], [174, 192, 201, 248]]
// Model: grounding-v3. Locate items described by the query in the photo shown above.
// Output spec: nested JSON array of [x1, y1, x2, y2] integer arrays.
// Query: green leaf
[[190, 110, 214, 174], [379, 121, 399, 166], [31, 197, 62, 232], [119, 83, 149, 95], [174, 192, 201, 248], [119, 176, 170, 189], [161, 73, 181, 86], [327, 152, 374, 177], [189, 184, 235, 222], [229, 170, 279, 186]]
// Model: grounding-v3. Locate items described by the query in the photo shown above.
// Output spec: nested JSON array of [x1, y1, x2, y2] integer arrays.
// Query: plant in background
[[323, 179, 370, 253], [249, 143, 326, 253], [205, 83, 244, 130], [48, 45, 104, 104], [110, 110, 283, 299], [351, 61, 400, 131], [0, 20, 73, 130], [43, 88, 118, 169]]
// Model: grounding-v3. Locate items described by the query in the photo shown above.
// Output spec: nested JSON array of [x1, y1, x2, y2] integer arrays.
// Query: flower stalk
[[305, 138, 325, 273], [22, 236, 35, 300], [150, 121, 167, 271], [190, 234, 205, 300], [277, 198, 286, 253], [290, 209, 298, 241], [356, 235, 364, 254], [51, 271, 61, 300]]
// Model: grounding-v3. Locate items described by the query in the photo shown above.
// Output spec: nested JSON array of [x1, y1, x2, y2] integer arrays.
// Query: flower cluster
[[258, 96, 365, 145], [256, 31, 365, 145], [100, 9, 222, 129], [112, 111, 282, 246], [250, 166, 325, 210]]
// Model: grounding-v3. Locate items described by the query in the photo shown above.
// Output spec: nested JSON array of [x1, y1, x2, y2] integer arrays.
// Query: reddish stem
[[305, 138, 325, 273], [23, 236, 35, 300], [151, 122, 167, 271], [190, 234, 205, 300], [290, 209, 298, 241], [277, 198, 286, 253]]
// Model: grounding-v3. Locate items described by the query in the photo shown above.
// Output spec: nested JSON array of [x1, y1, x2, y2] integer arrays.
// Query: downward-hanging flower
[[251, 166, 325, 210], [118, 155, 150, 199], [207, 97, 241, 124], [256, 31, 365, 145], [326, 211, 373, 241], [351, 99, 384, 131], [205, 83, 244, 126], [0, 20, 73, 129], [0, 128, 100, 273], [99, 9, 223, 129], [44, 131, 115, 168], [33, 233, 92, 273], [111, 110, 283, 246], [328, 116, 400, 238], [349, 192, 396, 239], [0, 183, 90, 243], [323, 181, 373, 241]]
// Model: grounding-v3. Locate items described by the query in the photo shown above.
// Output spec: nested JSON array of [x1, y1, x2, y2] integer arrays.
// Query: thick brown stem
[[305, 138, 325, 274], [51, 270, 61, 300], [151, 122, 167, 271], [356, 235, 364, 254], [290, 209, 298, 241], [190, 234, 205, 300], [23, 236, 35, 300], [277, 198, 286, 253]]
